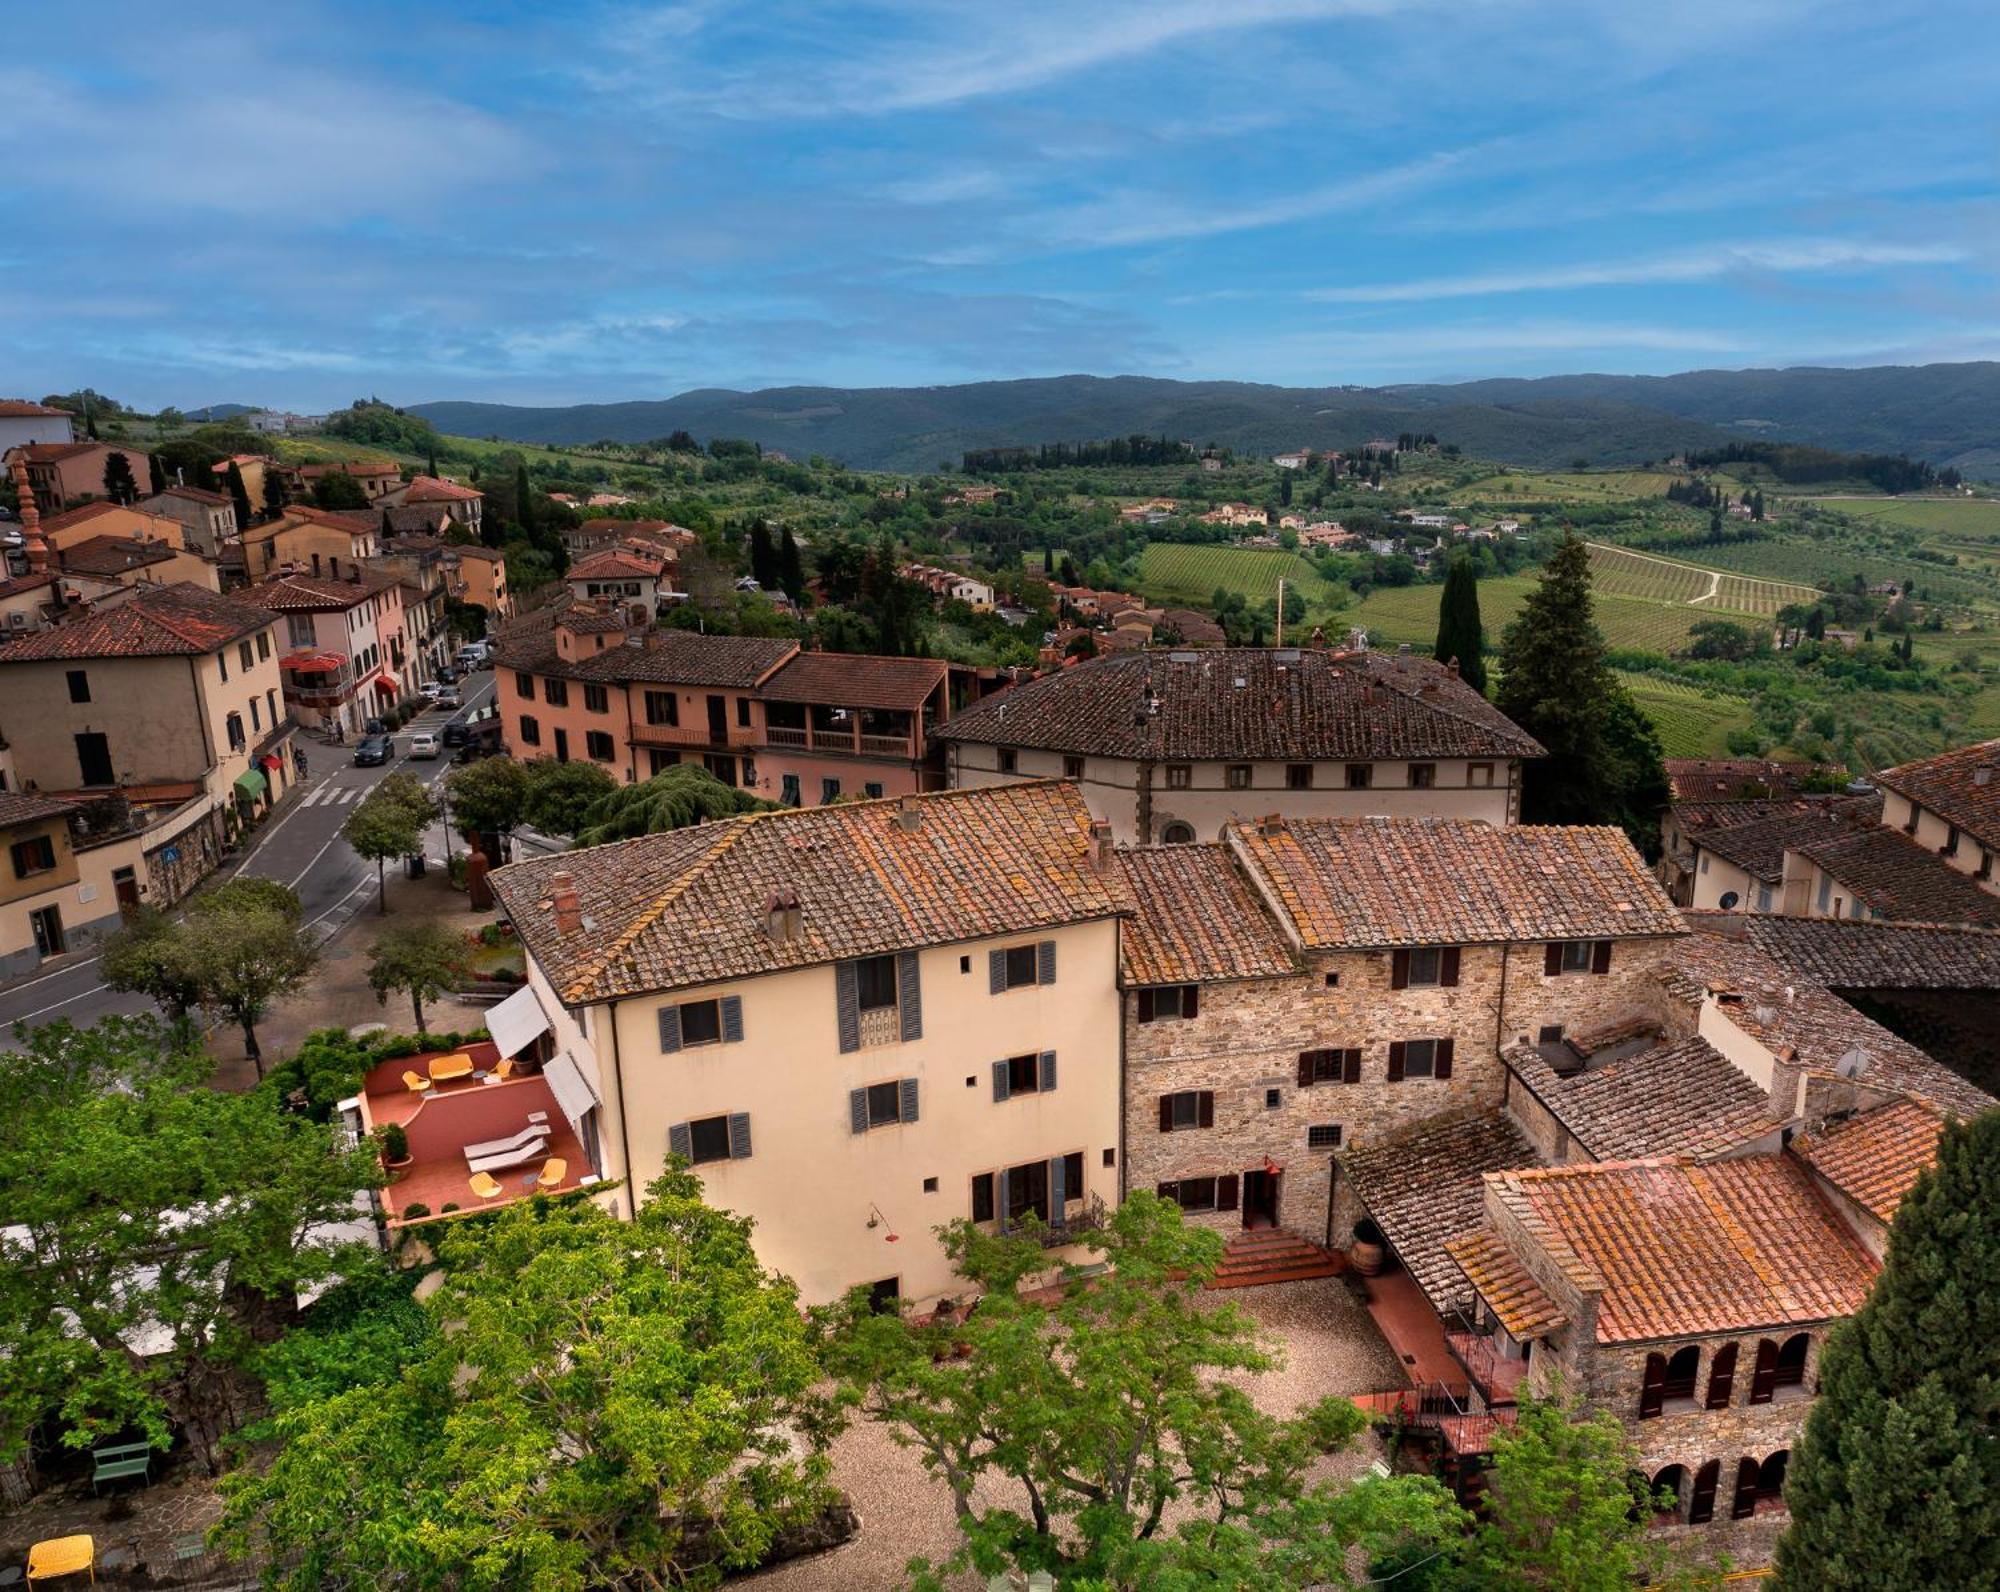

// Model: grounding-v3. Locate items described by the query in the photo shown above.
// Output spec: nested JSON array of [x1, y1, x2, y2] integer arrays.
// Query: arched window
[[1749, 1338, 1779, 1404], [1688, 1459, 1720, 1525], [1663, 1345, 1700, 1404], [1731, 1456, 1761, 1519], [1161, 821, 1196, 845], [1756, 1450, 1790, 1513], [1651, 1465, 1687, 1524], [1774, 1334, 1810, 1394], [1705, 1342, 1738, 1408], [1640, 1352, 1668, 1418]]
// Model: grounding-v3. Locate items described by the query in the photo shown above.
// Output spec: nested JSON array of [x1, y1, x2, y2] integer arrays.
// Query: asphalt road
[[0, 673, 501, 1047]]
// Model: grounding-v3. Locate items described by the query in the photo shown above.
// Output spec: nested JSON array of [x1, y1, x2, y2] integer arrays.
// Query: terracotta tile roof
[[578, 632, 796, 689], [297, 459, 397, 479], [0, 582, 269, 661], [12, 441, 110, 463], [0, 399, 68, 418], [1671, 921, 1996, 1118], [57, 534, 177, 576], [934, 647, 1544, 762], [1486, 1155, 1880, 1342], [1339, 1110, 1542, 1315], [41, 501, 182, 538], [241, 569, 403, 611], [490, 781, 1131, 1005], [1116, 845, 1297, 985], [382, 503, 454, 535], [1665, 758, 1844, 803], [577, 517, 677, 535], [1793, 826, 2000, 928], [568, 549, 666, 581], [0, 790, 77, 827], [1795, 1100, 1947, 1224], [453, 544, 505, 562], [1875, 738, 2000, 853], [1674, 794, 1858, 838], [402, 475, 482, 503], [143, 484, 231, 507], [1231, 817, 1684, 949], [1694, 796, 1880, 882], [0, 572, 58, 599], [1735, 915, 2000, 990], [760, 652, 949, 711], [1505, 1037, 1789, 1161], [1444, 1228, 1569, 1339]]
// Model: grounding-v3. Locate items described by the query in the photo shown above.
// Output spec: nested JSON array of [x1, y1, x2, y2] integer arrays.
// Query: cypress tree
[[747, 519, 779, 589], [513, 461, 534, 538], [1432, 552, 1487, 693], [778, 525, 805, 597], [148, 454, 167, 496], [1495, 533, 1616, 827], [1775, 1111, 2000, 1589], [224, 462, 254, 533]]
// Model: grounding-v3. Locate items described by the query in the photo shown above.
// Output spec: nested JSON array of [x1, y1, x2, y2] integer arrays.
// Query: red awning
[[281, 649, 346, 672], [372, 673, 399, 696], [261, 754, 283, 772]]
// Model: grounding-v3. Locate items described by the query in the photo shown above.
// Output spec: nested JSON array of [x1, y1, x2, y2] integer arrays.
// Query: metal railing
[[1001, 1193, 1109, 1248]]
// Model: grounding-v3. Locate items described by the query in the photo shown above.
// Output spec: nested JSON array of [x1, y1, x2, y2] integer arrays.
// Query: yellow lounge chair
[[535, 1157, 567, 1191], [469, 1172, 503, 1201], [402, 1070, 432, 1094]]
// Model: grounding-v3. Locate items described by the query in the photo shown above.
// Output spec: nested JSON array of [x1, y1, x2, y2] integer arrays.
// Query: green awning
[[233, 768, 267, 801]]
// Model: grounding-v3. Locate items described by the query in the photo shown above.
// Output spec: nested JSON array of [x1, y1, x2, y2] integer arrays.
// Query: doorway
[[113, 866, 140, 914], [1242, 1168, 1280, 1230], [75, 731, 114, 786], [707, 694, 729, 738], [30, 905, 65, 959]]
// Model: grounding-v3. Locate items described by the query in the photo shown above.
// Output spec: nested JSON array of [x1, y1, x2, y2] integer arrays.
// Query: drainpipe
[[1136, 758, 1154, 844], [607, 996, 635, 1220], [1116, 919, 1129, 1205], [1493, 940, 1511, 1056]]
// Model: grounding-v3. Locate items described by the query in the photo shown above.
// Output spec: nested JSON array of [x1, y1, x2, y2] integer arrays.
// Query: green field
[[1349, 575, 1752, 656], [1814, 496, 2000, 540], [1583, 542, 1817, 616], [1613, 672, 1756, 757], [1450, 469, 1678, 505], [1136, 542, 1344, 613]]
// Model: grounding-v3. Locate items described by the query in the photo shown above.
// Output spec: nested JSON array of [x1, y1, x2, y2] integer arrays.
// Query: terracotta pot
[[1349, 1239, 1385, 1276]]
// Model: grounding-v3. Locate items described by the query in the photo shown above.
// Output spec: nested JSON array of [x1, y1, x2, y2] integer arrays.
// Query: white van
[[408, 730, 441, 759]]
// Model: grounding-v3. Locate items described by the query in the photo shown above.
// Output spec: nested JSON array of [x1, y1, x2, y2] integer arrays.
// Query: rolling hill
[[410, 363, 2000, 477]]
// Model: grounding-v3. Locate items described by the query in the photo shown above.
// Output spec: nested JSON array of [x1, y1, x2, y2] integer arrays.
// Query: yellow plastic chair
[[469, 1172, 503, 1201], [428, 1052, 474, 1084], [492, 1057, 516, 1081], [402, 1070, 432, 1094], [535, 1157, 567, 1191]]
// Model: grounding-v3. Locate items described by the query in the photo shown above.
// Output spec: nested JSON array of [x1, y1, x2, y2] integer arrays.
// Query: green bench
[[91, 1440, 153, 1493]]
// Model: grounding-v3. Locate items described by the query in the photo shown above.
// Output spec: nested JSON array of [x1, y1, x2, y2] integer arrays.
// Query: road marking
[[8, 976, 129, 1023]]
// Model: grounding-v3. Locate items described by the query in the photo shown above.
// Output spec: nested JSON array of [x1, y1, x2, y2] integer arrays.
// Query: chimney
[[7, 449, 47, 575], [1976, 764, 1994, 788], [1258, 812, 1284, 837], [895, 794, 923, 832], [1088, 818, 1114, 872], [1446, 656, 1460, 678], [643, 630, 664, 651], [547, 870, 582, 935], [764, 885, 802, 945]]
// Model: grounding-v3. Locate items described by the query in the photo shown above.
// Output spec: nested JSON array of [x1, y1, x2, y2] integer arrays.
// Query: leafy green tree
[[0, 1016, 381, 1481], [261, 465, 288, 518], [343, 773, 435, 914], [572, 765, 772, 846], [521, 757, 618, 838], [310, 470, 368, 510], [365, 922, 471, 1034], [101, 449, 137, 505], [1433, 552, 1487, 692], [1775, 1110, 2000, 1590], [154, 405, 184, 431], [99, 904, 205, 1019], [823, 1191, 1461, 1586], [514, 459, 534, 537], [1683, 619, 1759, 661], [224, 460, 255, 528], [444, 755, 533, 847], [218, 1169, 835, 1590], [179, 878, 320, 1072]]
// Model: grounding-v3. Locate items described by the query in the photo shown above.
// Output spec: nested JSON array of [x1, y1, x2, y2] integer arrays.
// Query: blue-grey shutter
[[899, 1076, 920, 1124], [898, 950, 922, 1041], [835, 962, 861, 1053], [988, 948, 1006, 993], [658, 1005, 682, 1053], [1037, 939, 1057, 985], [1039, 1051, 1057, 1093], [849, 1087, 869, 1134], [991, 1059, 1011, 1102], [999, 1166, 1012, 1231], [720, 995, 744, 1044], [1050, 1153, 1067, 1227], [668, 1121, 693, 1161], [727, 1112, 752, 1159]]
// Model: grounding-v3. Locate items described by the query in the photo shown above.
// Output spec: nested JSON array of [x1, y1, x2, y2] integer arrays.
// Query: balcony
[[1447, 1330, 1531, 1406], [764, 725, 810, 749], [1001, 1193, 1110, 1248]]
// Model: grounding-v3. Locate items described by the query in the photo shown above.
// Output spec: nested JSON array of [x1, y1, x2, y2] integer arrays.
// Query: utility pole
[[1275, 577, 1286, 647]]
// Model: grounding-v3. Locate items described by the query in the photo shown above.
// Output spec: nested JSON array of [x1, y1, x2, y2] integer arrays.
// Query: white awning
[[488, 982, 552, 1059], [543, 1049, 600, 1137]]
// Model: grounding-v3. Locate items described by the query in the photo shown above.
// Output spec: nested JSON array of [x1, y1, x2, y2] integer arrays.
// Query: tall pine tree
[[1433, 552, 1487, 693], [747, 518, 779, 589], [513, 461, 534, 539], [224, 462, 254, 535], [1774, 1110, 2000, 1590], [777, 524, 805, 598]]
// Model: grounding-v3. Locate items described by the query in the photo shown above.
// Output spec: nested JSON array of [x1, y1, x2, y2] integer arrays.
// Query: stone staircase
[[1206, 1228, 1347, 1289]]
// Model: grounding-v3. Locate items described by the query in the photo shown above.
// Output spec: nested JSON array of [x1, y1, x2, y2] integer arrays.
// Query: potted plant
[[378, 1121, 412, 1177], [1348, 1217, 1386, 1277]]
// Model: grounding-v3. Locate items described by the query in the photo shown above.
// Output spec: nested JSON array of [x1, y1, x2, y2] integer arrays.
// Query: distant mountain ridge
[[409, 363, 2000, 477]]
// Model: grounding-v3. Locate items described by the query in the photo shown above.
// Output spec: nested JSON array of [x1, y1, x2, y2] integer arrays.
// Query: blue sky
[[3, 0, 1995, 410]]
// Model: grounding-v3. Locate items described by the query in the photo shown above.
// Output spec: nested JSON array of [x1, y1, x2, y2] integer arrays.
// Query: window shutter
[[1039, 1051, 1057, 1093], [1749, 1339, 1778, 1404], [1706, 1343, 1738, 1408], [1435, 1038, 1454, 1079], [1390, 950, 1410, 990], [1342, 1048, 1362, 1085], [899, 1076, 920, 1125], [1160, 1094, 1175, 1132], [898, 950, 923, 1040], [1386, 1042, 1406, 1082], [1185, 985, 1198, 1018], [1544, 942, 1564, 977], [849, 1088, 869, 1135], [1137, 988, 1156, 1024], [1049, 1155, 1066, 1226], [1037, 939, 1057, 985], [1591, 940, 1613, 975], [835, 962, 861, 1053], [992, 1059, 1011, 1102], [999, 1166, 1012, 1230], [720, 995, 744, 1043], [1216, 1173, 1239, 1211], [1196, 1090, 1214, 1128], [1440, 946, 1461, 987], [727, 1112, 752, 1159], [658, 1005, 683, 1053], [1731, 1458, 1759, 1520], [1639, 1353, 1666, 1419], [668, 1121, 693, 1162], [1296, 1053, 1314, 1089], [989, 948, 1007, 993], [1688, 1461, 1719, 1525]]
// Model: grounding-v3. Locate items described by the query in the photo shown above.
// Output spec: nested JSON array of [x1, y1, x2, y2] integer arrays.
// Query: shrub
[[378, 1122, 410, 1164], [401, 1201, 431, 1220], [441, 1203, 461, 1214]]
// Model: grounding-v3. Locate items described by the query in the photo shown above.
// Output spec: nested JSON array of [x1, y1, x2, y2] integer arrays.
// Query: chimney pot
[[895, 795, 923, 832], [1447, 656, 1460, 678], [1258, 812, 1284, 837], [764, 885, 803, 944], [548, 870, 582, 935], [1088, 818, 1114, 871], [1976, 764, 1994, 787]]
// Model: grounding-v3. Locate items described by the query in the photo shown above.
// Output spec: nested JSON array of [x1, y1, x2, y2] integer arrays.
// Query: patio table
[[27, 1535, 94, 1586]]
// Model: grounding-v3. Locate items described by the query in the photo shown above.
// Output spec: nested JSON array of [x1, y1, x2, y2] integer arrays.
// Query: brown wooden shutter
[[1434, 1037, 1454, 1079], [1343, 1048, 1362, 1084], [1639, 1353, 1666, 1419], [1197, 1091, 1215, 1128], [1216, 1173, 1239, 1211], [1688, 1461, 1719, 1525], [1440, 946, 1461, 987], [1731, 1457, 1760, 1519], [1705, 1343, 1738, 1408], [1159, 1095, 1175, 1133], [1386, 1042, 1406, 1082], [1591, 939, 1613, 975], [1749, 1338, 1778, 1404], [1297, 1053, 1314, 1089], [1544, 942, 1564, 976], [1390, 950, 1410, 989]]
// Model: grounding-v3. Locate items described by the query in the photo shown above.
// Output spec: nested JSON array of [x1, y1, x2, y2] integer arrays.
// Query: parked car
[[352, 734, 394, 766], [364, 717, 389, 737], [408, 730, 441, 760], [435, 664, 458, 685], [432, 686, 462, 710], [441, 722, 470, 748]]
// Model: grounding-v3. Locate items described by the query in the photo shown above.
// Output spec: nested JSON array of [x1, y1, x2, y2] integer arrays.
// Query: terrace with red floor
[[355, 1041, 589, 1226]]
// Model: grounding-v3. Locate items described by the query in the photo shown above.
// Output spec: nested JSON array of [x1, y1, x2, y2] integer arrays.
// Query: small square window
[[1286, 763, 1313, 790], [864, 782, 884, 798], [1102, 1147, 1116, 1167], [866, 1277, 900, 1315], [687, 1114, 731, 1164], [1560, 940, 1594, 974], [1407, 947, 1441, 986], [1063, 755, 1085, 780], [923, 1176, 939, 1193], [1165, 764, 1192, 790], [1538, 1024, 1565, 1044], [1408, 762, 1437, 789], [1324, 971, 1340, 988], [1469, 762, 1495, 788], [1164, 1090, 1203, 1130], [998, 748, 1018, 774], [1346, 764, 1372, 790], [679, 999, 722, 1046], [1003, 944, 1038, 989], [960, 955, 971, 973], [865, 1079, 903, 1127], [1007, 1052, 1042, 1094], [966, 1075, 977, 1087], [1265, 1087, 1282, 1109], [1402, 1038, 1438, 1079], [1307, 1124, 1342, 1149], [1225, 764, 1252, 790]]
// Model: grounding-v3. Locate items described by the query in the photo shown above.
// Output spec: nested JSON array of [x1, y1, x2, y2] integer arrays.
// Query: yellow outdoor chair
[[469, 1172, 503, 1201], [402, 1070, 432, 1094], [535, 1157, 567, 1191], [492, 1058, 516, 1081]]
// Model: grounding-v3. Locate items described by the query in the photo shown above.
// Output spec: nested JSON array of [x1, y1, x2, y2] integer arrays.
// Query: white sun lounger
[[466, 1137, 549, 1176], [461, 1115, 552, 1162]]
